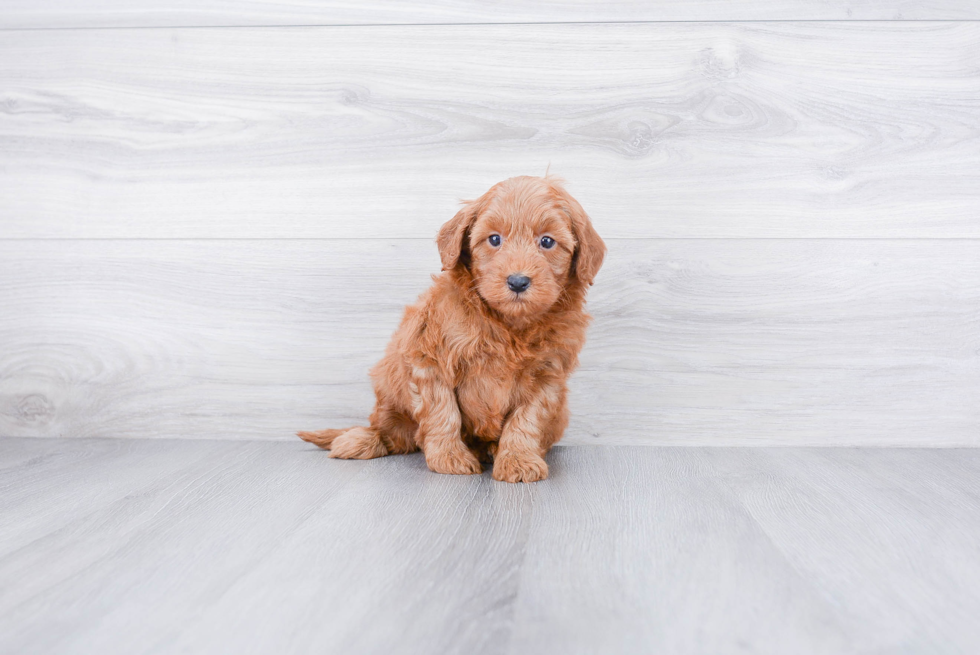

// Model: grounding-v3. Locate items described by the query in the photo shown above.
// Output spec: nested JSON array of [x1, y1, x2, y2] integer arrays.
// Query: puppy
[[298, 175, 605, 482]]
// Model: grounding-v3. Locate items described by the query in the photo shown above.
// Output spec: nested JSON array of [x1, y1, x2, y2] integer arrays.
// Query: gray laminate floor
[[2, 439, 979, 655]]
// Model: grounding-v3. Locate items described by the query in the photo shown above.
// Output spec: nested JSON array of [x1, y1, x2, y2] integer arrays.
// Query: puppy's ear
[[560, 190, 606, 287], [437, 193, 489, 271]]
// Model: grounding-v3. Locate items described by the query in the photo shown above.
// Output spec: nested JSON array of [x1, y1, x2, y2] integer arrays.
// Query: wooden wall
[[1, 2, 978, 445]]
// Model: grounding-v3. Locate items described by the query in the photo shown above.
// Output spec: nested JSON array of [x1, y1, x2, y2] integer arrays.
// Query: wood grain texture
[[510, 446, 980, 654], [2, 0, 979, 28], [1, 239, 977, 445], [2, 23, 979, 238], [3, 439, 980, 654], [0, 438, 532, 655]]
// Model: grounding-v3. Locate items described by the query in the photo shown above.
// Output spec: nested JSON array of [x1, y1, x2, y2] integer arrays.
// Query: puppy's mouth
[[500, 289, 546, 316]]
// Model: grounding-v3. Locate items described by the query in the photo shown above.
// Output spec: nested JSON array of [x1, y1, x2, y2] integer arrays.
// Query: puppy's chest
[[454, 352, 537, 439]]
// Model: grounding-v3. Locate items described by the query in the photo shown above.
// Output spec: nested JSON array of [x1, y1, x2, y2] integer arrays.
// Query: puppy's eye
[[488, 234, 502, 247], [539, 236, 556, 249]]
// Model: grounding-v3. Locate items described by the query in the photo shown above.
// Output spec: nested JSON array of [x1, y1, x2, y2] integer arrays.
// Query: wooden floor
[[3, 438, 979, 654]]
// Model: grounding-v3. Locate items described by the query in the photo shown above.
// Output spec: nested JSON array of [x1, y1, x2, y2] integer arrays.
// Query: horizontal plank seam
[[3, 19, 980, 33]]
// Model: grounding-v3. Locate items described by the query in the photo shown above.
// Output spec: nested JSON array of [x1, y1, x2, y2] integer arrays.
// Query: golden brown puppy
[[298, 175, 605, 482]]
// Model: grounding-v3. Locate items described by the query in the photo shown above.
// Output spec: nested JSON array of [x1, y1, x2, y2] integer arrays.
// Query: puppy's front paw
[[493, 451, 548, 483], [425, 444, 483, 476]]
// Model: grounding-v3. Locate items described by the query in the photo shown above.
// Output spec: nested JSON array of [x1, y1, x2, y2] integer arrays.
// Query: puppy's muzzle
[[507, 274, 532, 294]]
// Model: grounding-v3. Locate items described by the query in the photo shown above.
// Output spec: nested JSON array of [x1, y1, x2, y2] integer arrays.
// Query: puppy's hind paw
[[328, 427, 389, 460], [493, 452, 548, 483]]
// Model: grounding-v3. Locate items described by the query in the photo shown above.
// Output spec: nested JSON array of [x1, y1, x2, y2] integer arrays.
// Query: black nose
[[507, 274, 531, 293]]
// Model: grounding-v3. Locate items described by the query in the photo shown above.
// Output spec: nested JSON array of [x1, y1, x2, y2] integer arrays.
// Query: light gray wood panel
[[0, 438, 533, 655], [1, 239, 977, 446], [2, 0, 979, 28], [0, 438, 228, 557], [709, 448, 980, 652], [510, 446, 856, 654], [510, 446, 980, 654], [3, 439, 980, 654], [2, 23, 979, 238]]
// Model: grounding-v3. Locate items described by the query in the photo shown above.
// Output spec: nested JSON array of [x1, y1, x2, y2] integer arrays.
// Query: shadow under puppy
[[298, 175, 605, 482]]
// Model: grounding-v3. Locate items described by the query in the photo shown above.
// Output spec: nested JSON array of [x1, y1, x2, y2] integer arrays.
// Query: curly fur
[[298, 175, 605, 482]]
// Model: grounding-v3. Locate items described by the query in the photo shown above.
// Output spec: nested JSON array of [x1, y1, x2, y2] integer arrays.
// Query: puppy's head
[[437, 176, 605, 319]]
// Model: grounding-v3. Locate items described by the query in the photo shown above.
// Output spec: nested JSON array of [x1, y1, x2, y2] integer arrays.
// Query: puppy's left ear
[[562, 193, 606, 287], [437, 192, 489, 271]]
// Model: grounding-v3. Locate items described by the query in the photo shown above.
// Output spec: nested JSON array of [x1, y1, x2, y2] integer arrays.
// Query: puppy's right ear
[[436, 193, 488, 271]]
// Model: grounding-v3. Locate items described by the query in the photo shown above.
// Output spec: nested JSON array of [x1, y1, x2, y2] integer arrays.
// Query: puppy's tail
[[296, 428, 351, 450], [298, 426, 390, 460]]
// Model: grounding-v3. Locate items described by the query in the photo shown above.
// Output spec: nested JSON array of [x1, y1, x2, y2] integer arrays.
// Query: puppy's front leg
[[493, 385, 560, 483], [412, 367, 482, 475]]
